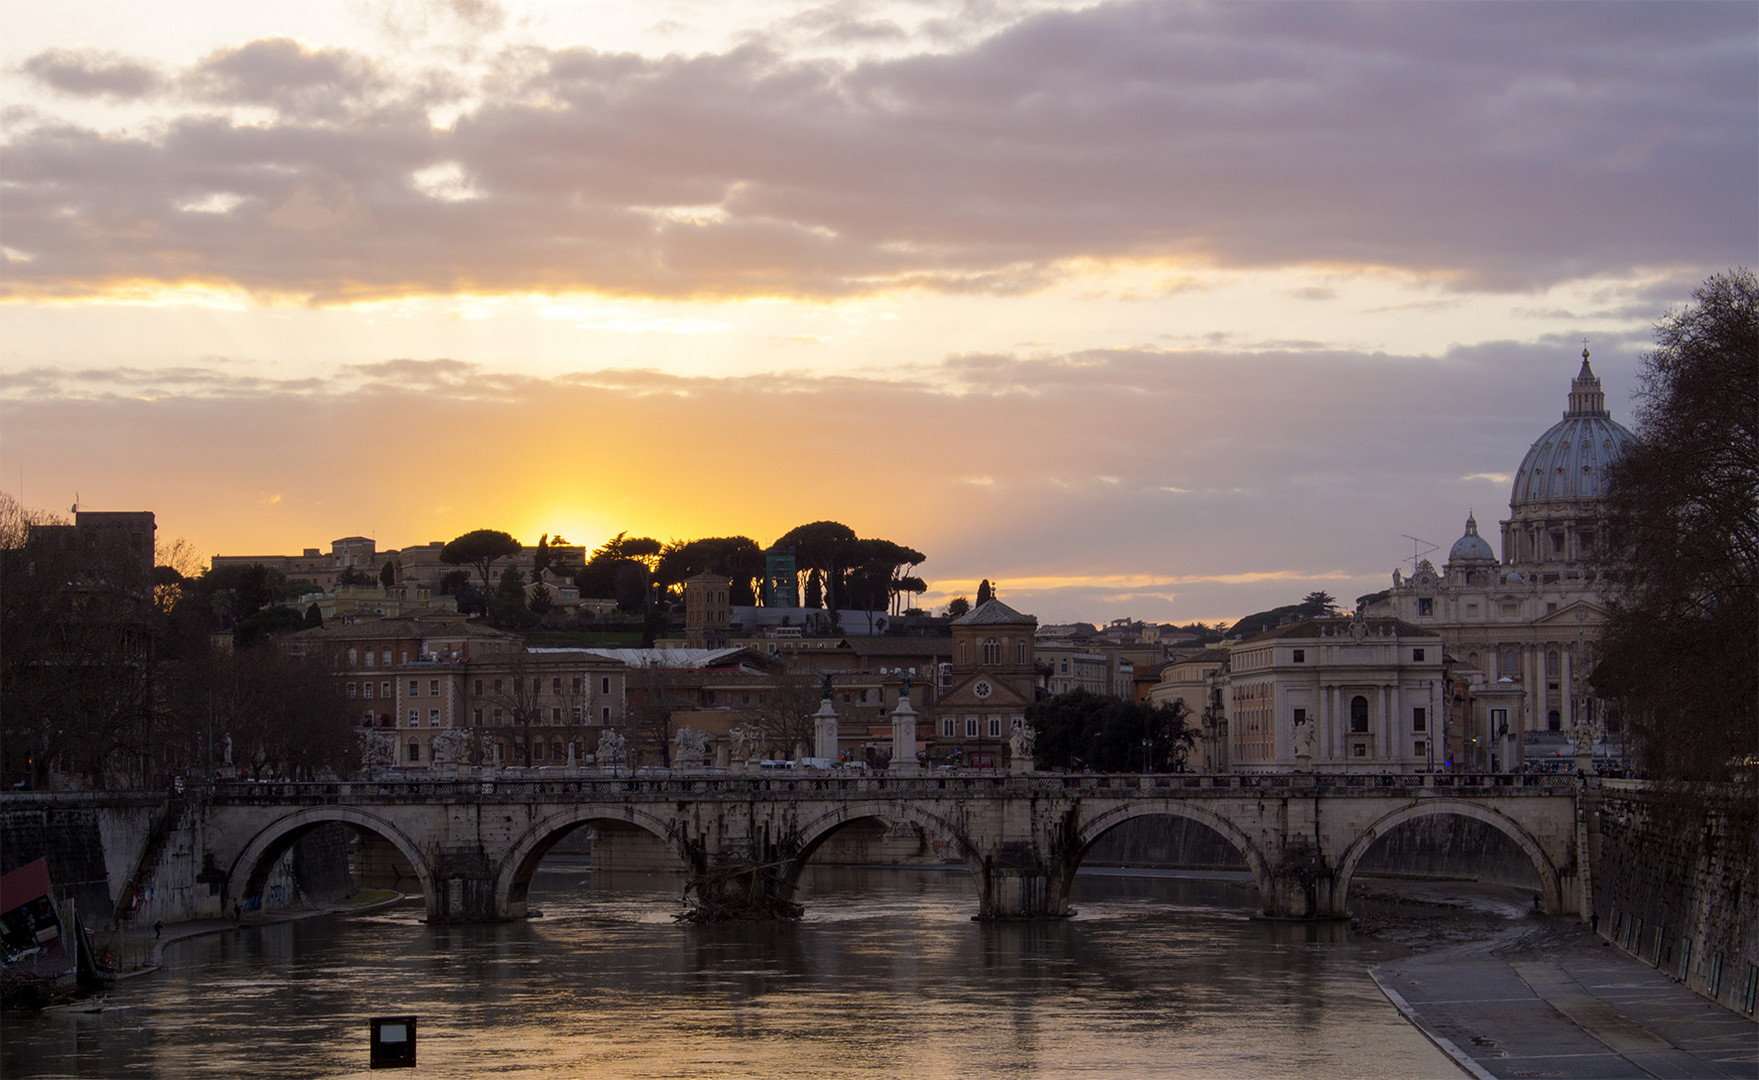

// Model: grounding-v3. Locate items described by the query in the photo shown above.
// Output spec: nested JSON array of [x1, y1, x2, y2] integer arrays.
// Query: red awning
[[0, 857, 52, 913]]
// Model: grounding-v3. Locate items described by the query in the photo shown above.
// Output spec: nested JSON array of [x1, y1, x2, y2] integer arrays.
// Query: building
[[932, 598, 1038, 768], [286, 616, 628, 770], [1226, 616, 1446, 773], [1367, 349, 1633, 766], [27, 509, 156, 582], [1146, 648, 1230, 771], [214, 535, 587, 598]]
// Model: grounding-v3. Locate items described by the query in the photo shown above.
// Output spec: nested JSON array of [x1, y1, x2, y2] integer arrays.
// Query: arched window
[[408, 741, 421, 763], [1502, 650, 1519, 677], [1546, 651, 1560, 677], [1350, 695, 1370, 733], [1017, 640, 1027, 664], [982, 638, 1001, 665], [347, 648, 358, 666], [363, 649, 374, 667], [958, 641, 968, 665]]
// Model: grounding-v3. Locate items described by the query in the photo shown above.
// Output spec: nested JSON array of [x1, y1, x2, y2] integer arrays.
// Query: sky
[[2, 0, 1754, 626]]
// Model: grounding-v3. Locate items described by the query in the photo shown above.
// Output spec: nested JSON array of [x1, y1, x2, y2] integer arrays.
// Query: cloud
[[2, 2, 1751, 303], [20, 49, 164, 99]]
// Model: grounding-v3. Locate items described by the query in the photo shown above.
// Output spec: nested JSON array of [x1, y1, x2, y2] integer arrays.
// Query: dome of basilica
[[1447, 512, 1496, 564], [1509, 350, 1635, 512]]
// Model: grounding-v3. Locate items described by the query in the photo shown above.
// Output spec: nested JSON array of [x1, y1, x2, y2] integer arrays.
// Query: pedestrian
[[233, 902, 242, 922], [154, 919, 163, 939], [1590, 912, 1600, 934]]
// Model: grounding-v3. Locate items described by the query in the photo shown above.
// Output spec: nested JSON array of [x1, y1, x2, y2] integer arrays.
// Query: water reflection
[[2, 863, 1458, 1079]]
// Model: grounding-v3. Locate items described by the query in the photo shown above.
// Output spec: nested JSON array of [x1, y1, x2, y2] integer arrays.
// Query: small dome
[[1448, 512, 1496, 564], [1509, 351, 1634, 509]]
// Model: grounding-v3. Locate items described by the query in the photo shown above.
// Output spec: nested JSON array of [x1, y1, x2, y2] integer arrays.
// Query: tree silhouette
[[440, 529, 522, 611]]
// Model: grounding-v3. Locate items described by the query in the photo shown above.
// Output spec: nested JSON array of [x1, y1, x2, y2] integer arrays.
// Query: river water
[[3, 862, 1465, 1078]]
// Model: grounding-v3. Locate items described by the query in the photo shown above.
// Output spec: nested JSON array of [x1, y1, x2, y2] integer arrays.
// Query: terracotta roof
[[952, 598, 1037, 626]]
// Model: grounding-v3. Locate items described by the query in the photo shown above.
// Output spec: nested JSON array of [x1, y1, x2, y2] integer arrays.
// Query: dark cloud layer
[[6, 1, 1752, 302]]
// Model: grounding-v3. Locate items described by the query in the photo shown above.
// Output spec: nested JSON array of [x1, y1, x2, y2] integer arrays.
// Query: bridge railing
[[189, 769, 1579, 803]]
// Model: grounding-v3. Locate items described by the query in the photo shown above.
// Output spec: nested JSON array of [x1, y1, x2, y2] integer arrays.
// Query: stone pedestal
[[889, 697, 919, 775], [813, 699, 839, 763]]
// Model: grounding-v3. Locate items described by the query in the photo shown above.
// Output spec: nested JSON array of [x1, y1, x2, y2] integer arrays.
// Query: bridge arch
[[228, 807, 433, 917], [496, 805, 689, 919], [1071, 801, 1273, 912], [1334, 799, 1564, 914], [782, 800, 982, 887]]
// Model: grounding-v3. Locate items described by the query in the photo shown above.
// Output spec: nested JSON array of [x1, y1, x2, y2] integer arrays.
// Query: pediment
[[941, 671, 1032, 709]]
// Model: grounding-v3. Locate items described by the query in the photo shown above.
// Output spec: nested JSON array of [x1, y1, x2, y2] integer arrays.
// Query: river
[[3, 862, 1470, 1078]]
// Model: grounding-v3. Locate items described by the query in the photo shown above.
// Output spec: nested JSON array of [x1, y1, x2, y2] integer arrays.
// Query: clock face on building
[[972, 679, 993, 699]]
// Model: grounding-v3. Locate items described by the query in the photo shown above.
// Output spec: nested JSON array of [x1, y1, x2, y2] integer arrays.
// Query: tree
[[440, 529, 522, 612], [946, 596, 971, 619], [1299, 591, 1338, 617], [1592, 269, 1758, 782], [379, 560, 396, 588], [772, 521, 858, 612], [1026, 690, 1195, 772], [976, 579, 994, 606], [576, 532, 662, 611], [654, 536, 765, 604]]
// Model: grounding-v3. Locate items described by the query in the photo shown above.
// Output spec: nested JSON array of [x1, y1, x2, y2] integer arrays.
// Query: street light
[[1142, 737, 1152, 774]]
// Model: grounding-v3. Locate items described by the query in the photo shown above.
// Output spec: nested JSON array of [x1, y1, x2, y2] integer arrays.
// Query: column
[[1389, 682, 1402, 766], [1377, 685, 1389, 761], [1559, 647, 1573, 734]]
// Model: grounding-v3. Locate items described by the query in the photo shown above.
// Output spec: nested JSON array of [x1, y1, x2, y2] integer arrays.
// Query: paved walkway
[[1374, 921, 1758, 1079]]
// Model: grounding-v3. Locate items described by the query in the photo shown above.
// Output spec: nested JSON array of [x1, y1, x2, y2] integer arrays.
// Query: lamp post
[[1142, 737, 1152, 774]]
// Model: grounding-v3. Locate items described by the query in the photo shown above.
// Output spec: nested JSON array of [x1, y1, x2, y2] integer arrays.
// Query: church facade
[[1367, 350, 1634, 769]]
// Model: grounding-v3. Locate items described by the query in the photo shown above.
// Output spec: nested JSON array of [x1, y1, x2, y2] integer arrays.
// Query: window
[[601, 706, 611, 724], [400, 651, 408, 664], [1292, 649, 1305, 663], [1547, 651, 1560, 676], [572, 707, 583, 723], [429, 709, 440, 726], [982, 639, 1001, 665], [1293, 708, 1306, 725], [988, 716, 1001, 738], [408, 709, 419, 726], [1017, 641, 1027, 664], [382, 649, 392, 665], [1413, 707, 1426, 732], [965, 716, 979, 737], [1502, 650, 1519, 676], [408, 742, 420, 763], [474, 679, 484, 696], [958, 641, 968, 665], [1414, 741, 1427, 757], [494, 679, 503, 693], [347, 648, 358, 665], [364, 650, 375, 667], [1490, 708, 1507, 736], [1352, 744, 1367, 757], [1417, 598, 1433, 616], [473, 708, 483, 724], [493, 708, 504, 725], [551, 707, 562, 723], [381, 682, 391, 699], [430, 680, 440, 696], [572, 677, 583, 693], [943, 717, 956, 737], [601, 677, 611, 695], [1413, 649, 1425, 662], [532, 677, 541, 694], [364, 683, 375, 700], [1350, 696, 1369, 733], [409, 680, 420, 696], [347, 683, 357, 700], [552, 677, 562, 693]]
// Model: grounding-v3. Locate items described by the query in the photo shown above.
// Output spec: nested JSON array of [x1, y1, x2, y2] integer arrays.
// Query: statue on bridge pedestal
[[1293, 714, 1316, 767], [597, 729, 627, 771], [728, 725, 757, 770], [673, 726, 711, 769], [431, 728, 469, 768], [1009, 722, 1036, 773], [358, 729, 396, 772]]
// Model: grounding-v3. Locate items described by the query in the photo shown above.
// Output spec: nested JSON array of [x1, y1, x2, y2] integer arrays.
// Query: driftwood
[[675, 860, 803, 923]]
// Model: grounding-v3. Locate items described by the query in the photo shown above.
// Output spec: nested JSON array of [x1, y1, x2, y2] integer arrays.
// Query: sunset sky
[[2, 0, 1753, 625]]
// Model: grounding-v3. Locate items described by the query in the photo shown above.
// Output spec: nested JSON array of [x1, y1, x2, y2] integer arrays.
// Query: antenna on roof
[[1400, 535, 1438, 571]]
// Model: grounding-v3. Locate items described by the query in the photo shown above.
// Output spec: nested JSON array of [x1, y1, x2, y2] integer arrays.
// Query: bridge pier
[[432, 846, 500, 922], [975, 843, 1071, 920], [1263, 837, 1345, 920]]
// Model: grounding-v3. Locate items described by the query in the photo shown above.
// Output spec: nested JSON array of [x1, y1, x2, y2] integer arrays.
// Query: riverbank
[[1355, 879, 1758, 1079], [116, 890, 406, 979]]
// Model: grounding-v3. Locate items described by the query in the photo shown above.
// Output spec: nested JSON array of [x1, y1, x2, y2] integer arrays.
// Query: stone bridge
[[185, 771, 1584, 922]]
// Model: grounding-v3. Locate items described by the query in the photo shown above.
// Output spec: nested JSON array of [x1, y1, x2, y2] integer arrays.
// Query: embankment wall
[[1591, 781, 1758, 1014]]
